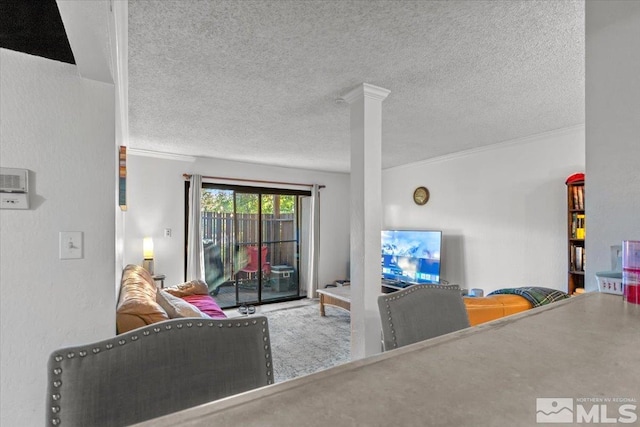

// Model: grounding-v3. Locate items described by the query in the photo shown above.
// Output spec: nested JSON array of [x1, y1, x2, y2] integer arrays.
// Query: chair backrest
[[378, 284, 470, 350], [46, 316, 274, 426]]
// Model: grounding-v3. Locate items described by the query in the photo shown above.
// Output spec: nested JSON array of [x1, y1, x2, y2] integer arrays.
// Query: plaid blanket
[[487, 287, 570, 307]]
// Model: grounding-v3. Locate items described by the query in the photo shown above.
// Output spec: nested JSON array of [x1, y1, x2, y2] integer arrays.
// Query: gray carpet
[[264, 303, 351, 383]]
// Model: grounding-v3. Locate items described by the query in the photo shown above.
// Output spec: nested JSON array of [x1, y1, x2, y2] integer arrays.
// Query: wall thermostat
[[0, 168, 30, 209]]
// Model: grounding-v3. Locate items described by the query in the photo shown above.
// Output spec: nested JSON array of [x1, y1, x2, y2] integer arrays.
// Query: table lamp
[[143, 237, 154, 274]]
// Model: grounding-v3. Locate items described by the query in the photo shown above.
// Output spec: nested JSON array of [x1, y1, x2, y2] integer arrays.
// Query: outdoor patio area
[[212, 279, 303, 309]]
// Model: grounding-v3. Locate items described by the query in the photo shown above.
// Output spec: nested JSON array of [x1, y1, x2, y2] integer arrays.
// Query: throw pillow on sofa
[[163, 279, 209, 297], [181, 294, 226, 318], [162, 278, 227, 319], [156, 289, 210, 319]]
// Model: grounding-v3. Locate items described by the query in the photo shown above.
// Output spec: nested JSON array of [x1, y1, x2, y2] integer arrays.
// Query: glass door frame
[[185, 181, 310, 308]]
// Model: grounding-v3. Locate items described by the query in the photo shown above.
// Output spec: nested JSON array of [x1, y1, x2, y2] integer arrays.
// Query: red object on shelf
[[565, 173, 585, 184]]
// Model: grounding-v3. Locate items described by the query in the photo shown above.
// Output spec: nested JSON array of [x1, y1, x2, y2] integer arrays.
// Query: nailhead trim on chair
[[48, 317, 273, 425], [382, 284, 461, 349]]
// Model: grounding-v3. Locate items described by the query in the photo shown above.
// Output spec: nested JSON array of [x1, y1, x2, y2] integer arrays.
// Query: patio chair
[[238, 245, 271, 284]]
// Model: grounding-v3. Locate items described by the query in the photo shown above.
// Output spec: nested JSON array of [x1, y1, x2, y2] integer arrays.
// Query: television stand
[[382, 279, 416, 293], [381, 280, 448, 293]]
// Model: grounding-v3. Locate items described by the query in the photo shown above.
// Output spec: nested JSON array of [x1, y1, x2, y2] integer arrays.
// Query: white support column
[[342, 83, 390, 359]]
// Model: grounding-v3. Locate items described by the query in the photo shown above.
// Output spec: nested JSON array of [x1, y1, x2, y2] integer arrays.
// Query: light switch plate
[[60, 231, 83, 259]]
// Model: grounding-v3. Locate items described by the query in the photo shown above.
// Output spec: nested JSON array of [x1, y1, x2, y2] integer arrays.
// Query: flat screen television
[[381, 230, 442, 285]]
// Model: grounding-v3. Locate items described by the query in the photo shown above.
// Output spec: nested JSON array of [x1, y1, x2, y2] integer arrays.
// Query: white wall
[[585, 1, 640, 291], [124, 152, 351, 290], [382, 126, 585, 295], [0, 50, 115, 426], [127, 125, 584, 299]]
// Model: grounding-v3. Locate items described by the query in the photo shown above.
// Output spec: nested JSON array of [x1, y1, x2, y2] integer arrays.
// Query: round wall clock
[[413, 186, 430, 205]]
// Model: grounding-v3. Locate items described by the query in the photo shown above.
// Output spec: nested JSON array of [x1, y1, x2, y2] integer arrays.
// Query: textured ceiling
[[128, 0, 584, 173]]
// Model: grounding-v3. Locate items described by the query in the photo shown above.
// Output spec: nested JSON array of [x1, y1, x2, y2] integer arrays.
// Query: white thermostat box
[[0, 168, 29, 209]]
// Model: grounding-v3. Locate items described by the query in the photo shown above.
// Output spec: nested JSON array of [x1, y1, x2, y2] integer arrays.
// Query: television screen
[[381, 230, 442, 285]]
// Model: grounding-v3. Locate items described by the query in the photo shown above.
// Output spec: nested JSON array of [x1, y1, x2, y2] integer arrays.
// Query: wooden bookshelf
[[567, 179, 585, 295]]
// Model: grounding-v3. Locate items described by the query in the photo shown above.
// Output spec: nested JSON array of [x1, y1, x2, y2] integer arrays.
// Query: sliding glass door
[[234, 191, 262, 305], [194, 183, 308, 309], [260, 193, 299, 303]]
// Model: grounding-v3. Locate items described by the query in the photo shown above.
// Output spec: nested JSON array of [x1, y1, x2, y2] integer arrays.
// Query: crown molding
[[127, 148, 196, 162], [340, 83, 391, 104]]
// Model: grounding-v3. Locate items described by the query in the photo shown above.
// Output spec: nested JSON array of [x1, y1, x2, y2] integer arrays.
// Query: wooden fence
[[202, 212, 296, 279]]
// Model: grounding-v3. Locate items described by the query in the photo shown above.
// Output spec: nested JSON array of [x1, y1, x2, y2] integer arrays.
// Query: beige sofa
[[116, 264, 226, 334]]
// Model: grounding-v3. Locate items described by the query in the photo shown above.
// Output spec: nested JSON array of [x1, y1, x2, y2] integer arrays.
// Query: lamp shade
[[143, 237, 154, 259]]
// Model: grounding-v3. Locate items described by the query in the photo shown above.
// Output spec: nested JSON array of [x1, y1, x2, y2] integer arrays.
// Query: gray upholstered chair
[[46, 316, 273, 426], [378, 284, 470, 350]]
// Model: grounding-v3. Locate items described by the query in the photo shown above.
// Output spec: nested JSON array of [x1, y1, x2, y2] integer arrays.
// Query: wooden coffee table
[[316, 285, 351, 316]]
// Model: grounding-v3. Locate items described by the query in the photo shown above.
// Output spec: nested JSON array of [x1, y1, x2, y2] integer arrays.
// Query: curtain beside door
[[186, 174, 204, 281], [300, 184, 320, 297]]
